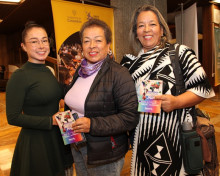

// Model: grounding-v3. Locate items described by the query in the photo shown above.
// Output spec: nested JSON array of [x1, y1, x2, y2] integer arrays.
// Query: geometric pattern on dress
[[144, 133, 172, 176], [155, 64, 175, 94], [122, 44, 215, 176]]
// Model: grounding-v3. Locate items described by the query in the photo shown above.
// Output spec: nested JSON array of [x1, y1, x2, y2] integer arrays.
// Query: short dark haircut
[[22, 21, 47, 43], [80, 18, 112, 44]]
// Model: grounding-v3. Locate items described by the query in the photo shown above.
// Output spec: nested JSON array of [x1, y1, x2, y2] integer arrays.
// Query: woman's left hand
[[72, 117, 91, 133], [155, 94, 177, 113]]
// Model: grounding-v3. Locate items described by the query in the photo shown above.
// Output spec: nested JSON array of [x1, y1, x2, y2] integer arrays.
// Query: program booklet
[[138, 80, 163, 113], [55, 110, 86, 145]]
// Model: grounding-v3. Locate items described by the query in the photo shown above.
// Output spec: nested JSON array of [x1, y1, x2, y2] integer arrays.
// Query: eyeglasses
[[26, 38, 50, 47]]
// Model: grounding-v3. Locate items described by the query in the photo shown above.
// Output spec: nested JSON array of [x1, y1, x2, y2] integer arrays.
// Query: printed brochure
[[138, 80, 163, 113], [55, 110, 86, 145]]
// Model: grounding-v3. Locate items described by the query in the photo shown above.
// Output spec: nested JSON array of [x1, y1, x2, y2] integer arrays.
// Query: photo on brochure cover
[[55, 110, 86, 145], [138, 80, 163, 113]]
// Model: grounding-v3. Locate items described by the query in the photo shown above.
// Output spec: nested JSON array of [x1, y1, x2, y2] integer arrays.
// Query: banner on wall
[[51, 0, 114, 83], [214, 27, 220, 86]]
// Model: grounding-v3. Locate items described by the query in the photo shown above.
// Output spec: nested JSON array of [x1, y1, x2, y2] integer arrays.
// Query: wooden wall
[[0, 32, 27, 77], [0, 35, 9, 67], [202, 4, 220, 91]]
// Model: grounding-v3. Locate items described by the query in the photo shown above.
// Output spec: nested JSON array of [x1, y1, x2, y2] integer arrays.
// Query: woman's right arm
[[6, 70, 53, 130]]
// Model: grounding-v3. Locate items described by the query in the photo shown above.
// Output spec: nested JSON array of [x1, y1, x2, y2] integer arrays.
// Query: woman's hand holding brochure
[[72, 116, 91, 133], [55, 110, 86, 145]]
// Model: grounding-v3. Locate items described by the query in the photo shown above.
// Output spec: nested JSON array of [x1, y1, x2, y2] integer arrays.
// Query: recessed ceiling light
[[0, 0, 21, 2], [0, 0, 25, 4], [210, 0, 220, 3]]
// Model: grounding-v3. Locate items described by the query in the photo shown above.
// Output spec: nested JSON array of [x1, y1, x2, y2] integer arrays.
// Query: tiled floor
[[0, 91, 220, 176]]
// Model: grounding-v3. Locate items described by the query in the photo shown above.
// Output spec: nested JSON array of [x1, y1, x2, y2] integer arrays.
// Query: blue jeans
[[71, 144, 124, 176]]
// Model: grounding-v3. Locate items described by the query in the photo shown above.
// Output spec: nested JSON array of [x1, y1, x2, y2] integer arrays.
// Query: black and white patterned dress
[[121, 43, 215, 176]]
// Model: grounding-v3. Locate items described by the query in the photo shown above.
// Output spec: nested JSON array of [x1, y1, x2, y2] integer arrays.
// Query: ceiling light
[[0, 19, 3, 23], [210, 0, 220, 3], [0, 0, 25, 4]]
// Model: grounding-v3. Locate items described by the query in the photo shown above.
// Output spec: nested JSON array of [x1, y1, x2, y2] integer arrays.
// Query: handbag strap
[[168, 44, 197, 126], [168, 44, 184, 95]]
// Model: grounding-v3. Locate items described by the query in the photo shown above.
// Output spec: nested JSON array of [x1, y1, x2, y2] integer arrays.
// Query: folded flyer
[[138, 80, 163, 113], [55, 110, 86, 145]]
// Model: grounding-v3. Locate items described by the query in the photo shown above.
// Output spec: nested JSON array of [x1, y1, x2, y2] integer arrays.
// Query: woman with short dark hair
[[64, 18, 139, 176]]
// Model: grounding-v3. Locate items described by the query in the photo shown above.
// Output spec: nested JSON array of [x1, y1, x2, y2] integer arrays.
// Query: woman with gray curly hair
[[129, 4, 172, 54], [121, 4, 215, 176]]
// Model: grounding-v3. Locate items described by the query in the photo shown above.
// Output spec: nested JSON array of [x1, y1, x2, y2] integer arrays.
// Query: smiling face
[[21, 27, 50, 64], [82, 26, 110, 64], [136, 11, 163, 52]]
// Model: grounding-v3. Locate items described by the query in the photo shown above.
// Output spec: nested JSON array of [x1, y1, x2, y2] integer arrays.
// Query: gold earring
[[108, 49, 113, 56]]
